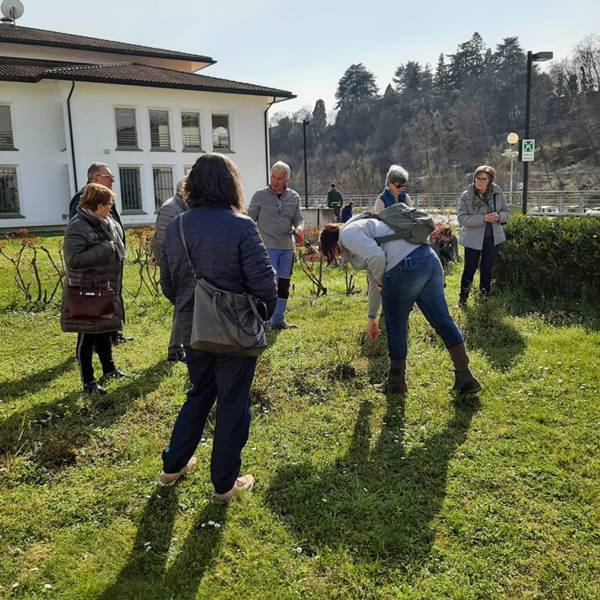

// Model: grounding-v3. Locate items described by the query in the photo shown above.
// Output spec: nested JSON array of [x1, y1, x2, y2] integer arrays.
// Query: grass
[[0, 234, 599, 599]]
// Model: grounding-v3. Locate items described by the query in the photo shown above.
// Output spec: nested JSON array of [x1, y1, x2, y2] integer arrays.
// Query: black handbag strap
[[178, 215, 199, 280]]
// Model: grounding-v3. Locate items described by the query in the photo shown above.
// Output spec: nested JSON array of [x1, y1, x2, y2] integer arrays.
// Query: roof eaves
[[44, 71, 296, 98], [0, 27, 216, 64]]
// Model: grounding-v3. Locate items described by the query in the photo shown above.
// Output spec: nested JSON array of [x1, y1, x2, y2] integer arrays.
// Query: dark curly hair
[[184, 153, 244, 211]]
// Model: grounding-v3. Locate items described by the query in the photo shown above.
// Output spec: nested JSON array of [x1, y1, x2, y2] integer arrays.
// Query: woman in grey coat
[[457, 165, 509, 306], [62, 183, 126, 396]]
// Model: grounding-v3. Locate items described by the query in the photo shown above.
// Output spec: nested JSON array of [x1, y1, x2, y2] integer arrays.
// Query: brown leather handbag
[[60, 272, 117, 333]]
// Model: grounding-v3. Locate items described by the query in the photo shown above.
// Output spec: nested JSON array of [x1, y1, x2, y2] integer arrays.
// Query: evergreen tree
[[335, 63, 379, 110]]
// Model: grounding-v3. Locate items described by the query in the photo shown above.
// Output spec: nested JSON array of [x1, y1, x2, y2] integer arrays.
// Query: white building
[[0, 22, 294, 229]]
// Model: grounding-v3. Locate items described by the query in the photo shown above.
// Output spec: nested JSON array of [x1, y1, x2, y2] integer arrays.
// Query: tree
[[448, 32, 485, 90], [311, 99, 327, 138], [335, 63, 378, 110]]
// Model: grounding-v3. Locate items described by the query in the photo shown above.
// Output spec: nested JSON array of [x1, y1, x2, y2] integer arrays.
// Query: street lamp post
[[522, 50, 553, 214], [502, 132, 519, 205], [302, 119, 309, 209]]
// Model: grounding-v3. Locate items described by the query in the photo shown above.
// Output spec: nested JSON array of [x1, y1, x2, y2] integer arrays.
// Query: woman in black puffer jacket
[[62, 183, 126, 396]]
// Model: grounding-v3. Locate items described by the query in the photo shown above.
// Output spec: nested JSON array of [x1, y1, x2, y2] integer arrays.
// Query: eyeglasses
[[390, 181, 406, 188], [474, 176, 490, 181], [98, 173, 116, 180]]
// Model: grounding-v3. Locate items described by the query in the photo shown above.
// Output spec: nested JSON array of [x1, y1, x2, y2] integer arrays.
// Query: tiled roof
[[0, 24, 215, 64], [0, 57, 295, 98]]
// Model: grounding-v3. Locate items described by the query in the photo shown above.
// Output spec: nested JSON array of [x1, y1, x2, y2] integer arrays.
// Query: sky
[[11, 0, 600, 117]]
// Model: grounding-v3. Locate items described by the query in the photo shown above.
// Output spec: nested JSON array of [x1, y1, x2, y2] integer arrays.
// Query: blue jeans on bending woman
[[382, 244, 463, 360]]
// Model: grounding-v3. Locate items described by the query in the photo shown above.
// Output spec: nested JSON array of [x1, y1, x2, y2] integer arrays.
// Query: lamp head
[[531, 51, 553, 62]]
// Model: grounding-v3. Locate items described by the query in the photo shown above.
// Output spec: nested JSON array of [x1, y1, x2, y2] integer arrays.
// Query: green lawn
[[0, 234, 598, 599]]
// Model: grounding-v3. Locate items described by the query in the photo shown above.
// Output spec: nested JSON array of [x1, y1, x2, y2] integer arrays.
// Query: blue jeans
[[162, 349, 257, 494], [382, 245, 464, 360], [267, 248, 294, 324]]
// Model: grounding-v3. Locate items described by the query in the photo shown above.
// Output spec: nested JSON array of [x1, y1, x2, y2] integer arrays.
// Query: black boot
[[448, 343, 481, 394], [458, 284, 471, 308]]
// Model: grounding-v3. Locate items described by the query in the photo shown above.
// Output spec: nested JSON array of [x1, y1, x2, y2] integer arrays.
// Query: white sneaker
[[214, 474, 255, 503], [158, 456, 197, 487]]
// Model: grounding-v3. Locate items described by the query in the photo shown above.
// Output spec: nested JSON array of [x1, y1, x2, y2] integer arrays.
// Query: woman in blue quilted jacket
[[158, 154, 277, 502]]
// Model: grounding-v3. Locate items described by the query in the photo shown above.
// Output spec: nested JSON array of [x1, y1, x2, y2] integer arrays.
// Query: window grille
[[153, 167, 173, 210], [182, 112, 201, 150], [0, 167, 19, 214], [212, 115, 231, 151], [0, 106, 15, 150], [149, 110, 171, 150], [119, 167, 142, 211], [115, 108, 138, 149]]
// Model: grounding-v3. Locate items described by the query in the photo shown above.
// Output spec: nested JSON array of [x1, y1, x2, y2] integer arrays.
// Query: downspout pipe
[[66, 81, 78, 191], [263, 96, 293, 184]]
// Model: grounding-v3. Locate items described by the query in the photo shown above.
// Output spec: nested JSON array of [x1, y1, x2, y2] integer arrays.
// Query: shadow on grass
[[0, 360, 173, 470], [462, 297, 526, 371], [265, 394, 479, 565], [0, 355, 76, 402], [98, 488, 227, 600]]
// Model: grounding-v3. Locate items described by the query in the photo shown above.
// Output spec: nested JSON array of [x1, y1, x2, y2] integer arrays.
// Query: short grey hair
[[386, 164, 409, 187], [271, 160, 290, 177], [87, 162, 110, 182]]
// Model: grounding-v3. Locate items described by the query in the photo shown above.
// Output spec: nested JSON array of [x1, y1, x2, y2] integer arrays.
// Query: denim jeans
[[267, 248, 294, 324], [162, 349, 257, 494], [382, 245, 464, 360]]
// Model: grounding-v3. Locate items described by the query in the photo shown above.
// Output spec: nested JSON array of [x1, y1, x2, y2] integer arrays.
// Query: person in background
[[341, 201, 354, 223], [151, 177, 188, 362], [158, 154, 277, 502], [373, 165, 413, 212], [62, 184, 126, 396], [457, 165, 509, 307], [69, 162, 131, 346], [247, 161, 304, 330], [327, 182, 343, 221]]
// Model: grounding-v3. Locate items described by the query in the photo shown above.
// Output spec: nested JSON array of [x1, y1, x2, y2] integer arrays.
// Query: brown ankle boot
[[373, 359, 408, 394], [447, 343, 481, 394]]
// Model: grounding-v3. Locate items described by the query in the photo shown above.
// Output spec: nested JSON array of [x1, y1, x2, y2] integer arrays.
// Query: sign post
[[522, 139, 535, 162]]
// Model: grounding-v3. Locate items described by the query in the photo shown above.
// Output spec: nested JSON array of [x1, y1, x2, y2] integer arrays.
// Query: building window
[[0, 106, 15, 150], [0, 167, 19, 215], [149, 110, 171, 150], [212, 114, 231, 151], [115, 108, 139, 149], [153, 167, 173, 210], [119, 167, 142, 211], [181, 112, 202, 151]]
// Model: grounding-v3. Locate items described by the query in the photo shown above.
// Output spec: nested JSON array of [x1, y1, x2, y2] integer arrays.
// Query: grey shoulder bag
[[178, 216, 268, 356]]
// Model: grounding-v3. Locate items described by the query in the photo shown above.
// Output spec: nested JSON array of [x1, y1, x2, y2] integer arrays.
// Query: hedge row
[[494, 214, 600, 305]]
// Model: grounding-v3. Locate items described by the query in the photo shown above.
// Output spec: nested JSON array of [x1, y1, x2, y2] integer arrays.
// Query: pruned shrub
[[494, 214, 600, 305]]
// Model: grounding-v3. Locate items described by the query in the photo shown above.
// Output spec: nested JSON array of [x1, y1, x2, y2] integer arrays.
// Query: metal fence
[[303, 190, 600, 215]]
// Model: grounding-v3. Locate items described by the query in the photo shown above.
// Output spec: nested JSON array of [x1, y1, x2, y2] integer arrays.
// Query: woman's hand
[[366, 318, 380, 340], [484, 212, 499, 223]]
